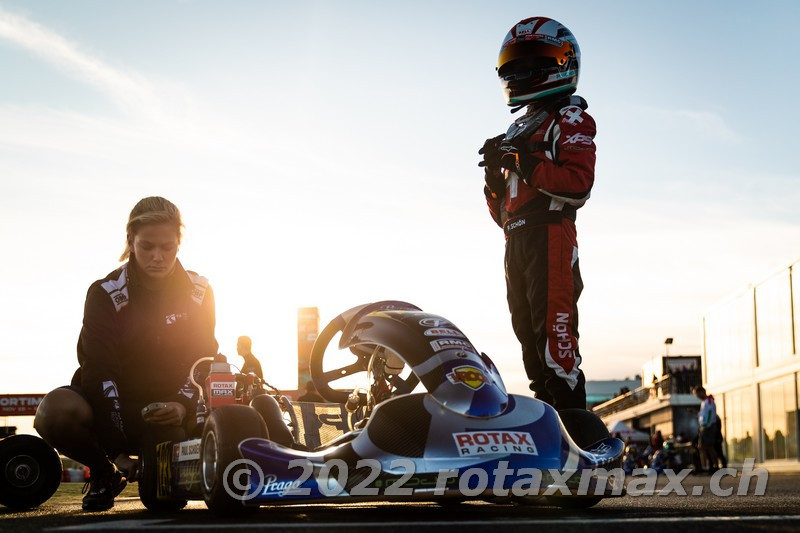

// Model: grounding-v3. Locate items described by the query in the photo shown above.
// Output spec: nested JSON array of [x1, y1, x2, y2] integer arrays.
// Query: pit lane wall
[[703, 259, 800, 471]]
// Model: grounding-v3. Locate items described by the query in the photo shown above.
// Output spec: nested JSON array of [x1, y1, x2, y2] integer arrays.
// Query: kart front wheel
[[0, 435, 62, 509], [202, 405, 268, 516]]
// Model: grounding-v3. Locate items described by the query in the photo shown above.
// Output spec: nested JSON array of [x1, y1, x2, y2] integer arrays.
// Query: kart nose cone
[[429, 358, 509, 418]]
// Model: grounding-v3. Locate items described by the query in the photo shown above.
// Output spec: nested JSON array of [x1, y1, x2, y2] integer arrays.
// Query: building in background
[[593, 355, 702, 439], [586, 380, 640, 409], [703, 260, 800, 469]]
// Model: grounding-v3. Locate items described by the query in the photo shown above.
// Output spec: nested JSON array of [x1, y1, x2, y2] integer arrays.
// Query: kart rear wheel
[[0, 435, 62, 509], [202, 405, 268, 516], [139, 436, 188, 512], [547, 409, 611, 510]]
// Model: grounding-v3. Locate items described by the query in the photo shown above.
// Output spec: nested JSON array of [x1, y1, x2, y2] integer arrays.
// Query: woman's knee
[[34, 388, 93, 438]]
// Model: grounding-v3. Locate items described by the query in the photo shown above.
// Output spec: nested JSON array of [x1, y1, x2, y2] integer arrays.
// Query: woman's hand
[[143, 401, 186, 426]]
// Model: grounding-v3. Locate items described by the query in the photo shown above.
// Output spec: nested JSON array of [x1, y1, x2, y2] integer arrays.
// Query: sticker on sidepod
[[453, 431, 538, 457], [430, 338, 475, 353], [424, 328, 465, 338], [419, 317, 452, 328], [173, 438, 201, 461], [446, 365, 489, 390], [260, 474, 304, 497]]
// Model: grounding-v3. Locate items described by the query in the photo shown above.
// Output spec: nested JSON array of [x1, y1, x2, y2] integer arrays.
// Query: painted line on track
[[50, 514, 800, 530]]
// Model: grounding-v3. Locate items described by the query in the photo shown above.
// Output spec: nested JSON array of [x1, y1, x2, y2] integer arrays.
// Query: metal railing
[[592, 371, 701, 419]]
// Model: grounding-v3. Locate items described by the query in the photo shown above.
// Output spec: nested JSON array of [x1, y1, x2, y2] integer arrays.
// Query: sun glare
[[212, 281, 303, 391]]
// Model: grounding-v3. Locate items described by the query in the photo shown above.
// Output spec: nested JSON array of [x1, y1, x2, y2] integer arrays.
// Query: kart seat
[[279, 397, 363, 450], [250, 394, 295, 447]]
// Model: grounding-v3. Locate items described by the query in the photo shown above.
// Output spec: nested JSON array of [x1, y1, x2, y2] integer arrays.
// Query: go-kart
[[140, 301, 625, 515]]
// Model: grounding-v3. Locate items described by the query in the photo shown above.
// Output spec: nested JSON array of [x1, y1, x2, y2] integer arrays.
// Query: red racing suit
[[485, 95, 595, 409]]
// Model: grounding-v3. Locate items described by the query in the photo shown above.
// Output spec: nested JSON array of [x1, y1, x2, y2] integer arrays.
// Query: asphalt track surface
[[2, 473, 800, 532]]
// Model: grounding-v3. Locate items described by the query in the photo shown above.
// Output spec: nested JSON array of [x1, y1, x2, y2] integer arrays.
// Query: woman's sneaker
[[81, 465, 127, 511]]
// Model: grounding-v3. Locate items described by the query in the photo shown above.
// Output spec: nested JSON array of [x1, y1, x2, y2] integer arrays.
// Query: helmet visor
[[498, 38, 576, 71], [499, 63, 578, 105], [498, 64, 550, 85]]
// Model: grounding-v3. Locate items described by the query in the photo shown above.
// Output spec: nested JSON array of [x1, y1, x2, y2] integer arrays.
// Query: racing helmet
[[497, 17, 580, 107]]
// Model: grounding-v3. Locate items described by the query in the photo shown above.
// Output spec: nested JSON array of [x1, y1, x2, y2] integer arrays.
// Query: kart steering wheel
[[309, 302, 421, 404]]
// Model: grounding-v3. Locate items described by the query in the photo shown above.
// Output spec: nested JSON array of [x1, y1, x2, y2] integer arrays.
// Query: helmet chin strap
[[509, 101, 542, 114]]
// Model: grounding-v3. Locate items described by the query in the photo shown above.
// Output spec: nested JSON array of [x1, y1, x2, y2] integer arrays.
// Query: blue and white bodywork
[[229, 301, 624, 506]]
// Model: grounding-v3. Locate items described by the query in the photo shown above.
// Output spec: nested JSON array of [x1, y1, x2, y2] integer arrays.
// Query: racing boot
[[528, 380, 554, 406], [81, 464, 127, 511]]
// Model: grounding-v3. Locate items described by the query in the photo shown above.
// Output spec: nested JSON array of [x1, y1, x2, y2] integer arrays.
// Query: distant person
[[713, 414, 727, 468], [298, 381, 325, 403], [237, 335, 263, 379], [480, 17, 595, 409], [652, 430, 664, 451], [693, 386, 719, 472], [34, 196, 218, 511], [674, 366, 686, 393], [690, 432, 702, 471]]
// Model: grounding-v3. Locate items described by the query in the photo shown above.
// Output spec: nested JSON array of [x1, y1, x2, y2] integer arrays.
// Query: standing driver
[[34, 196, 218, 511], [480, 17, 595, 409]]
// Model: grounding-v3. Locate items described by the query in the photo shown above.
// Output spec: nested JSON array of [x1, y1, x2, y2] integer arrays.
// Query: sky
[[1, 0, 800, 430]]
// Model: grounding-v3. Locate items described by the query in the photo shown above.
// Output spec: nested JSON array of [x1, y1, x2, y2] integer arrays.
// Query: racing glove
[[483, 168, 505, 199], [479, 134, 506, 199], [500, 141, 541, 186], [479, 134, 505, 170]]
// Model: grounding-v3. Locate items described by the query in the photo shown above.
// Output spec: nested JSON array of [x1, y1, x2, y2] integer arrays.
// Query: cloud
[[0, 7, 291, 181], [599, 102, 744, 149], [0, 7, 317, 179], [656, 108, 744, 144], [0, 7, 166, 121]]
